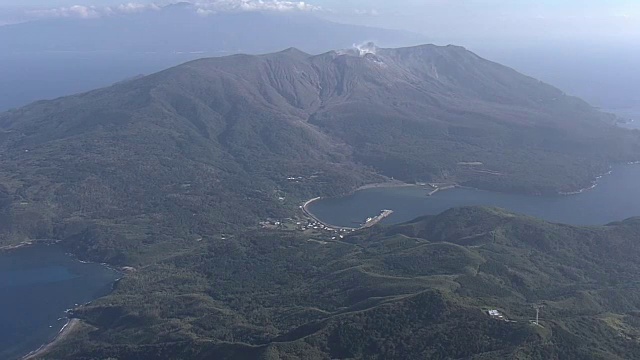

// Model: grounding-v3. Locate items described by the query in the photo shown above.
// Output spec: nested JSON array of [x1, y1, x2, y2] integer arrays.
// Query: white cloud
[[116, 3, 161, 13], [23, 1, 320, 21], [29, 5, 102, 19], [192, 0, 321, 15], [354, 9, 380, 17], [27, 3, 161, 19]]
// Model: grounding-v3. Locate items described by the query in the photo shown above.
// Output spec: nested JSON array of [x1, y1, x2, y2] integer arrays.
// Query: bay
[[0, 244, 121, 360], [308, 165, 640, 228]]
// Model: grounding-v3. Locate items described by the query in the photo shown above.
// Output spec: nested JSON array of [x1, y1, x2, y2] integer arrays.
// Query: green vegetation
[[0, 45, 638, 262], [33, 207, 640, 359], [1, 45, 639, 359]]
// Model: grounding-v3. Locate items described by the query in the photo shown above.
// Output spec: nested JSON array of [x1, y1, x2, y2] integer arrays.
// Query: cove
[[307, 165, 640, 228], [0, 244, 121, 360]]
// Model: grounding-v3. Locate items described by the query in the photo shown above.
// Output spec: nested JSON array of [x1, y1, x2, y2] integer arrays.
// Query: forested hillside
[[36, 207, 640, 359], [0, 44, 638, 264], [2, 44, 640, 359]]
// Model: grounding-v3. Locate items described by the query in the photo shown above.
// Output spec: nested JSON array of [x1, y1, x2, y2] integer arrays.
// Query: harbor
[[362, 209, 394, 228], [302, 197, 394, 231]]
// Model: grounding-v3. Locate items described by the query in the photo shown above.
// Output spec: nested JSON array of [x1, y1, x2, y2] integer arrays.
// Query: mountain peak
[[276, 47, 310, 58], [0, 46, 636, 268]]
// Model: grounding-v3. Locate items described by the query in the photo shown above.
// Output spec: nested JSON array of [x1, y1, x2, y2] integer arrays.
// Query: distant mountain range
[[0, 3, 424, 54], [0, 44, 638, 263], [0, 4, 426, 111]]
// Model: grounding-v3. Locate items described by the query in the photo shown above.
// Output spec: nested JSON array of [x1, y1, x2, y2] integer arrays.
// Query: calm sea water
[[609, 108, 640, 130], [0, 52, 209, 111], [308, 165, 640, 228], [0, 245, 121, 360]]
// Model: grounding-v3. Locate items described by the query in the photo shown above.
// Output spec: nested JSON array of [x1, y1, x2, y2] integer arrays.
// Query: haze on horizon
[[3, 2, 640, 360], [0, 0, 638, 114], [0, 0, 638, 46]]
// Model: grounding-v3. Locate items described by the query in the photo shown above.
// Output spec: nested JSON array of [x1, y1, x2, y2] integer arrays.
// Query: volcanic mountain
[[0, 44, 637, 262], [0, 4, 426, 111]]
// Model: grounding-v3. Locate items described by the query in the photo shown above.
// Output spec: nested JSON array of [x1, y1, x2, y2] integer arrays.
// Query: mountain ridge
[[34, 206, 640, 359], [0, 44, 638, 265], [0, 5, 427, 111], [0, 7, 426, 54]]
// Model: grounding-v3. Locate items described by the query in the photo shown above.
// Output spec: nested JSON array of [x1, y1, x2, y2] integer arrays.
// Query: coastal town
[[258, 177, 464, 239], [259, 196, 394, 241]]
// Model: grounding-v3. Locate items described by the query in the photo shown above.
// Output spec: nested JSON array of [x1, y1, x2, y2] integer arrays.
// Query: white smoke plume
[[354, 41, 378, 56]]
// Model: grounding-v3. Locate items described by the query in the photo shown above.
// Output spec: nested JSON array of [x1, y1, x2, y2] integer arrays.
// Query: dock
[[427, 185, 456, 196], [362, 209, 394, 228]]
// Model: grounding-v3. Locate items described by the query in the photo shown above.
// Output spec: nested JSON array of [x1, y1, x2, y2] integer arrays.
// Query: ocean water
[[0, 244, 121, 360], [608, 108, 640, 130], [0, 52, 209, 111], [308, 165, 640, 228]]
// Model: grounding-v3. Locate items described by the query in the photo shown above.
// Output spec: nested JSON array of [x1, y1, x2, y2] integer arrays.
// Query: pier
[[362, 209, 394, 228], [427, 184, 457, 196]]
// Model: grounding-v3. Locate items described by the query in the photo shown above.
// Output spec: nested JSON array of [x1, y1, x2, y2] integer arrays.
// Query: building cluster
[[298, 219, 351, 237], [286, 173, 321, 183], [259, 220, 282, 230], [487, 309, 506, 320], [259, 216, 355, 242]]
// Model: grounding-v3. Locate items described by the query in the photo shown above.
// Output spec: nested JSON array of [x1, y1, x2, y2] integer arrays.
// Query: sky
[[0, 0, 637, 45]]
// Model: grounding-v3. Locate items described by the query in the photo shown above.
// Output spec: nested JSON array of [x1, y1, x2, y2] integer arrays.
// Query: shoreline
[[558, 183, 599, 196], [302, 181, 458, 230], [426, 184, 458, 196], [0, 241, 33, 252], [302, 196, 358, 230], [304, 162, 640, 226], [0, 239, 61, 253], [3, 245, 124, 360], [558, 162, 640, 196], [22, 318, 80, 360], [0, 240, 126, 277], [356, 180, 415, 191], [558, 168, 615, 196]]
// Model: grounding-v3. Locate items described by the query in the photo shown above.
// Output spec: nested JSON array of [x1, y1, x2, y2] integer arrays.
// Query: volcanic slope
[[0, 44, 638, 262]]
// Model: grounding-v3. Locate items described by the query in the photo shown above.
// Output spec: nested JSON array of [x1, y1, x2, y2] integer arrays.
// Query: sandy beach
[[23, 319, 81, 360]]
